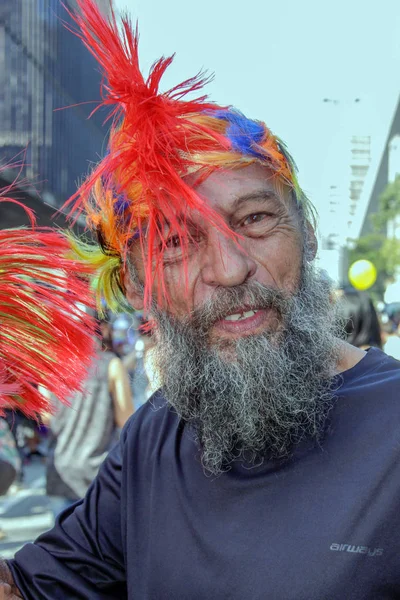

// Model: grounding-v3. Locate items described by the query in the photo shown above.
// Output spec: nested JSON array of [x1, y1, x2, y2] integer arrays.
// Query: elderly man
[[2, 1, 400, 598]]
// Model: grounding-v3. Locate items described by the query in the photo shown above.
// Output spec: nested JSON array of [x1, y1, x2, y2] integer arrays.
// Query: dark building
[[360, 95, 400, 236], [0, 0, 108, 227]]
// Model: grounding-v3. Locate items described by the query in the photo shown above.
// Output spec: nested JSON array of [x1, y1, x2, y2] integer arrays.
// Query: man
[[1, 1, 400, 598]]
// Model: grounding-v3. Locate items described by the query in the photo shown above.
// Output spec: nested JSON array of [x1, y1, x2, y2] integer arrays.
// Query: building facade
[[349, 135, 371, 230], [357, 96, 400, 238], [316, 99, 373, 285], [318, 134, 372, 285], [0, 0, 108, 226]]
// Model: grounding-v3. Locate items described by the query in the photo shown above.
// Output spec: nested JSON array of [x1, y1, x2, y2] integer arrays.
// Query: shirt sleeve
[[7, 432, 128, 599]]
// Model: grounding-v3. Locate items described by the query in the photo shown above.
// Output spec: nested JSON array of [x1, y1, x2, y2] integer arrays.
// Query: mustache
[[188, 282, 292, 334]]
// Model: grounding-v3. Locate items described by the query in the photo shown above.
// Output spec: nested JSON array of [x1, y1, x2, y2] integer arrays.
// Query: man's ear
[[123, 269, 145, 311], [304, 221, 318, 262]]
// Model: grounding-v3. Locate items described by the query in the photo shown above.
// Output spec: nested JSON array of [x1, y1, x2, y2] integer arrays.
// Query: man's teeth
[[224, 310, 258, 321]]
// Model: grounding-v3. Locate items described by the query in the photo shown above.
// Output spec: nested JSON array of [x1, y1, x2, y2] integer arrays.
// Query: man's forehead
[[181, 164, 289, 219], [188, 164, 277, 196]]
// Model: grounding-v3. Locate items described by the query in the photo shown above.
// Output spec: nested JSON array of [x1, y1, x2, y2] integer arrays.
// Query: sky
[[115, 0, 400, 243]]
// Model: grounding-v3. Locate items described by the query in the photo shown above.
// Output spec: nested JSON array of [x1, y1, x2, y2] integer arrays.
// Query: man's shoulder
[[345, 348, 400, 383], [340, 348, 400, 405], [332, 350, 400, 450], [363, 348, 400, 381]]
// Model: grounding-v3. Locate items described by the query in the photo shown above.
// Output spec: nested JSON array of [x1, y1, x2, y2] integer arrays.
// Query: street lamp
[[323, 98, 361, 104]]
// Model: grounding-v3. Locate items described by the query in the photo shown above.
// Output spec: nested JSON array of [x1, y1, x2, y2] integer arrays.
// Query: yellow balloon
[[348, 260, 377, 291]]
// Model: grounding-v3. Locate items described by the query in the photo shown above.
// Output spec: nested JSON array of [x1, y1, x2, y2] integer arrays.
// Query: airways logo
[[330, 543, 383, 557]]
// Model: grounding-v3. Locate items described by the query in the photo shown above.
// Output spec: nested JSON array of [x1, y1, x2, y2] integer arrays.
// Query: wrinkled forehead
[[185, 163, 294, 218]]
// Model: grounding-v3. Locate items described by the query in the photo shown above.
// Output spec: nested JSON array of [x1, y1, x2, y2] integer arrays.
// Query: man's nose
[[200, 230, 256, 288]]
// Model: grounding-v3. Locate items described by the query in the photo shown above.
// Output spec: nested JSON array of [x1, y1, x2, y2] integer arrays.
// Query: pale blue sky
[[115, 0, 400, 234]]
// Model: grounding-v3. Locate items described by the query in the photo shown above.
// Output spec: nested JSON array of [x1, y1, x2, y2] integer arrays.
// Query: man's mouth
[[212, 307, 277, 337], [223, 309, 259, 321]]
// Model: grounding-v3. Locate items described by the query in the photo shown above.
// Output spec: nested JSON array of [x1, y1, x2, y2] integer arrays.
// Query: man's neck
[[335, 340, 367, 375]]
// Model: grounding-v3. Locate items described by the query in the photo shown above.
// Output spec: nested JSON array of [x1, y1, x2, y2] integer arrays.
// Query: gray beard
[[150, 264, 341, 475]]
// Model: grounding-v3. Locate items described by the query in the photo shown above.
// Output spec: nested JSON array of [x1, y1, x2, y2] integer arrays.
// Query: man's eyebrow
[[146, 191, 282, 237], [158, 214, 200, 235], [232, 190, 282, 210]]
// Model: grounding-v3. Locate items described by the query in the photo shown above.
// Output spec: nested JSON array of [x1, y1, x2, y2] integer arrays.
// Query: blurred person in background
[[0, 419, 20, 497], [111, 314, 134, 358], [45, 314, 134, 515], [123, 318, 159, 407], [4, 407, 48, 463], [381, 303, 400, 360], [0, 419, 21, 541], [339, 287, 382, 350]]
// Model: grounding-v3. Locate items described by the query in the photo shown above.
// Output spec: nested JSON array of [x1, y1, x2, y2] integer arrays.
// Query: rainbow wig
[[66, 0, 315, 310]]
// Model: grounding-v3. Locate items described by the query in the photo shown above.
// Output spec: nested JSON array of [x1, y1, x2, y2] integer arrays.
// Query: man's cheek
[[165, 268, 200, 313]]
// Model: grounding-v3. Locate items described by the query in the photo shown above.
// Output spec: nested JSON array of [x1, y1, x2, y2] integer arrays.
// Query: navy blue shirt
[[9, 349, 400, 599]]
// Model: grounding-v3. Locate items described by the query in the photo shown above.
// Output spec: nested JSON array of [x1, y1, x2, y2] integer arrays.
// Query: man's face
[[127, 164, 339, 476], [130, 163, 305, 346]]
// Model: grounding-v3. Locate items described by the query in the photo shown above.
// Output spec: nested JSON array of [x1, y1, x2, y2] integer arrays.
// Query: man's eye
[[164, 235, 181, 249], [242, 213, 271, 226]]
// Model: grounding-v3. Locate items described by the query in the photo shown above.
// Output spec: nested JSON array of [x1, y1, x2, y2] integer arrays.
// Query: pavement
[[0, 457, 54, 559]]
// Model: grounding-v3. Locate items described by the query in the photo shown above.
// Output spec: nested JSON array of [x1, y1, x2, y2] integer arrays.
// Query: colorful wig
[[66, 0, 314, 310], [0, 185, 97, 417]]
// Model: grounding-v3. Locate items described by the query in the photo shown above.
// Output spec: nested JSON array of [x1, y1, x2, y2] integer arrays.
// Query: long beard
[[151, 265, 341, 475]]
